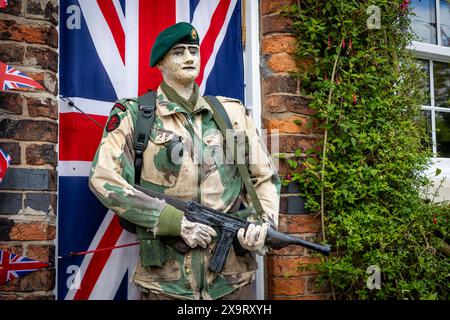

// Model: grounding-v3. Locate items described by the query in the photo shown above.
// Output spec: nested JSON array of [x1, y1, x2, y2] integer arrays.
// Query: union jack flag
[[0, 250, 49, 285], [0, 147, 11, 183], [58, 0, 244, 300], [0, 62, 44, 91]]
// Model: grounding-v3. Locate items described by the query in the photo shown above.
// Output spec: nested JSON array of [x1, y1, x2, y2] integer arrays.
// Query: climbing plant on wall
[[283, 0, 450, 299]]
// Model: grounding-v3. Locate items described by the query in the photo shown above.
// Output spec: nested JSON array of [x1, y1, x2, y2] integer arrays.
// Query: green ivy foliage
[[283, 0, 450, 299]]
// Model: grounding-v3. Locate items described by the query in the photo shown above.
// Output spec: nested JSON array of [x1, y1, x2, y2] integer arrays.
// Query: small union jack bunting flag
[[0, 147, 11, 183], [0, 250, 49, 285], [0, 61, 44, 91], [0, 1, 7, 9]]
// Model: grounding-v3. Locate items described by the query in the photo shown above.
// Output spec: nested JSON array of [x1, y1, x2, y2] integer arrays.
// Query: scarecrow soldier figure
[[89, 22, 281, 300]]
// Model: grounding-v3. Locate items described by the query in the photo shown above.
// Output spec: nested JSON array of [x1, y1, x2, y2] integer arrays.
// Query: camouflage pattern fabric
[[89, 86, 281, 300]]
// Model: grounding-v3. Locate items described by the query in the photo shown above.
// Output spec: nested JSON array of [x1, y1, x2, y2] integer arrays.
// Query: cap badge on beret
[[191, 29, 197, 41]]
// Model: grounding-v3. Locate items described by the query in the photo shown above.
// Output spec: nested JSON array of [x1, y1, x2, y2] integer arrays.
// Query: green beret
[[150, 22, 200, 67]]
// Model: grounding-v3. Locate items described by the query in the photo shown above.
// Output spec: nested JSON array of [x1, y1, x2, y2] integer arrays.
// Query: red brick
[[27, 244, 54, 264], [25, 46, 58, 72], [0, 119, 58, 142], [26, 0, 59, 25], [267, 256, 321, 277], [26, 143, 57, 167], [262, 14, 294, 34], [9, 222, 56, 241], [266, 53, 299, 73], [267, 276, 306, 295], [263, 116, 310, 134], [261, 0, 296, 16], [26, 97, 58, 120], [0, 20, 58, 48], [0, 92, 24, 115], [265, 94, 314, 115], [278, 214, 321, 233], [0, 44, 25, 64], [262, 35, 297, 54], [262, 75, 297, 95]]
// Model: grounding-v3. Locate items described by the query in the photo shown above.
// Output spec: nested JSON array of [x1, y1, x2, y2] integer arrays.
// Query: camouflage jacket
[[89, 86, 281, 300]]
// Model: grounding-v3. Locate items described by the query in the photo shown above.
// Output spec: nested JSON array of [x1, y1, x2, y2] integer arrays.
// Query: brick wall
[[0, 0, 58, 300], [260, 0, 331, 300]]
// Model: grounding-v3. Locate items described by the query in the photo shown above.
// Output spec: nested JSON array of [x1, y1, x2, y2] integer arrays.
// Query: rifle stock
[[135, 185, 331, 273]]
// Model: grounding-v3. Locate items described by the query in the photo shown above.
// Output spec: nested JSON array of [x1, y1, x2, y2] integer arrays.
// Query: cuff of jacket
[[157, 204, 184, 236]]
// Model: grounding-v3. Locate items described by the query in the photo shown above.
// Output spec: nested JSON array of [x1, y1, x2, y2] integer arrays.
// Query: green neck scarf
[[161, 81, 199, 113]]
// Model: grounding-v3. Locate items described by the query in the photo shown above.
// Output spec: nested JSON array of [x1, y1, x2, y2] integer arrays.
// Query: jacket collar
[[156, 86, 213, 117]]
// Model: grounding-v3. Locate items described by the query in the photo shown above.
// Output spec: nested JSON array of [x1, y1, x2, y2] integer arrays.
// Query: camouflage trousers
[[140, 282, 256, 300]]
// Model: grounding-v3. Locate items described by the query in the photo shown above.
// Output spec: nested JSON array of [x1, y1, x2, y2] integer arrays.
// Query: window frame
[[410, 0, 450, 179]]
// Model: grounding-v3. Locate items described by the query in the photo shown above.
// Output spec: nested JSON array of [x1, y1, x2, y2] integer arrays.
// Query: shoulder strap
[[204, 96, 265, 216], [134, 90, 157, 185]]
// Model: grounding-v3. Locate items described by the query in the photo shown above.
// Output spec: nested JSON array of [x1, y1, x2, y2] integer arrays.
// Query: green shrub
[[283, 0, 450, 299]]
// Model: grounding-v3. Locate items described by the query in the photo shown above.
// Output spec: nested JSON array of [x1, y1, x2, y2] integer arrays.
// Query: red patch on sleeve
[[112, 103, 127, 112], [106, 114, 121, 132]]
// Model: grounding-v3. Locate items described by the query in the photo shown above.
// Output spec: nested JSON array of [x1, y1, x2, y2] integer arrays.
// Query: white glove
[[179, 216, 217, 249], [237, 222, 269, 256]]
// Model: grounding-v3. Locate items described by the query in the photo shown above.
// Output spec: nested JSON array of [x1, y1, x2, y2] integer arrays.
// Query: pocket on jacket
[[141, 128, 184, 188], [135, 258, 182, 282]]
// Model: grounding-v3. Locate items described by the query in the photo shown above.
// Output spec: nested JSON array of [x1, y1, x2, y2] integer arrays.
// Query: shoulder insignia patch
[[106, 114, 121, 132], [112, 102, 127, 113]]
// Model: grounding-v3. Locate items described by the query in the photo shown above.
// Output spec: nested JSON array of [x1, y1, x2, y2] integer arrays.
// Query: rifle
[[134, 185, 331, 273]]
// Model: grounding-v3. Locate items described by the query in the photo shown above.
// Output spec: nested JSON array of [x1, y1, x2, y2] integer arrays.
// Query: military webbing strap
[[134, 91, 156, 185], [204, 96, 265, 217]]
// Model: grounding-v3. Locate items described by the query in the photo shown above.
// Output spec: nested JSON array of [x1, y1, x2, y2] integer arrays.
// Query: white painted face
[[157, 44, 200, 85]]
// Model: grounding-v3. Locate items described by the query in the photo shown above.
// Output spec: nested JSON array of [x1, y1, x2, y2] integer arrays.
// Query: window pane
[[411, 0, 437, 44], [436, 112, 450, 157], [441, 0, 450, 46], [433, 61, 450, 108], [417, 59, 431, 105]]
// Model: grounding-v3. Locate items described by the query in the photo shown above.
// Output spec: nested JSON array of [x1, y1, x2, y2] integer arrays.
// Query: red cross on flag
[[0, 250, 49, 285]]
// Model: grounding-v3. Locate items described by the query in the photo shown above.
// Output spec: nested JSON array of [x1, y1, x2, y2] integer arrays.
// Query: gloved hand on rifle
[[180, 216, 217, 248], [237, 222, 270, 256]]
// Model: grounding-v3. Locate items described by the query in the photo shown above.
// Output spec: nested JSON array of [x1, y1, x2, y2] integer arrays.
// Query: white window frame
[[410, 0, 450, 196], [243, 0, 265, 300]]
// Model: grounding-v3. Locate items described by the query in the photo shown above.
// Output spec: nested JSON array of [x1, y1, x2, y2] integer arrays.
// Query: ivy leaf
[[435, 168, 442, 176], [287, 159, 298, 169]]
